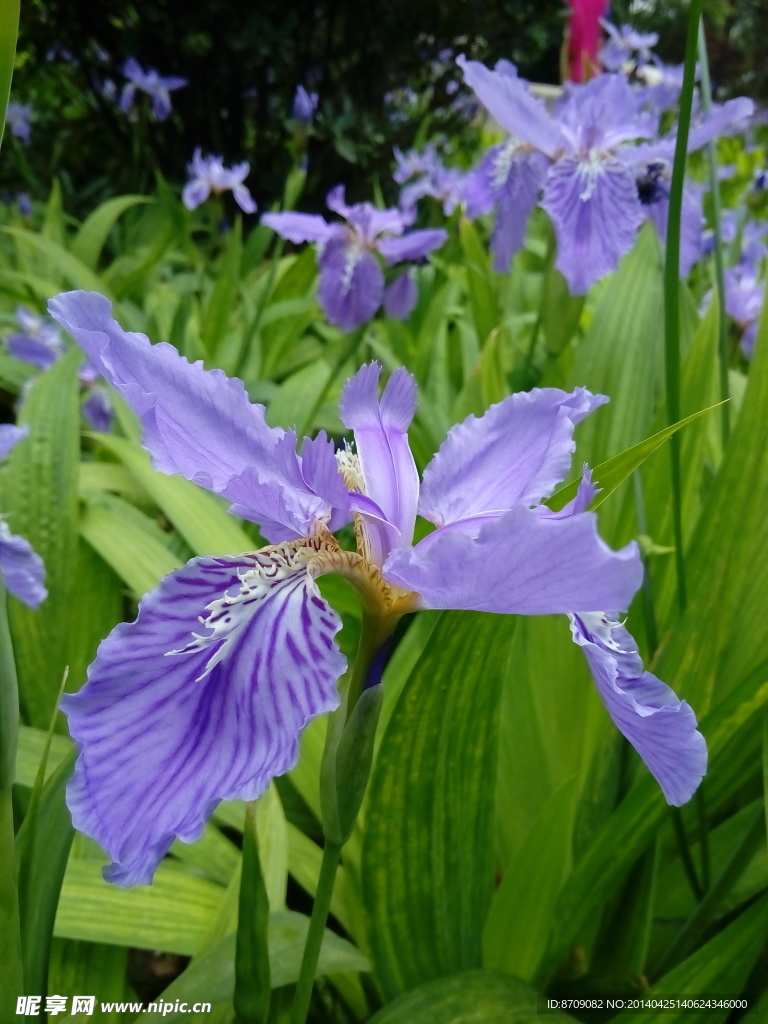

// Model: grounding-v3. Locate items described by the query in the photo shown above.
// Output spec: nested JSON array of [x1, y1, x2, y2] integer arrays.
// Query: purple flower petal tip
[[570, 613, 707, 805]]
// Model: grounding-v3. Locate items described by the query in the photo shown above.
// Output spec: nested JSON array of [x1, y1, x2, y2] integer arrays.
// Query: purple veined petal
[[376, 228, 447, 266], [232, 183, 257, 214], [47, 291, 282, 496], [0, 423, 29, 460], [418, 387, 607, 527], [537, 464, 598, 520], [555, 75, 657, 152], [457, 55, 565, 157], [384, 505, 642, 615], [260, 211, 335, 245], [82, 389, 114, 433], [339, 363, 419, 560], [541, 155, 644, 295], [0, 520, 47, 607], [488, 148, 548, 272], [46, 292, 346, 541], [62, 544, 345, 886], [317, 238, 384, 331], [226, 431, 350, 544], [644, 184, 704, 278], [383, 270, 418, 320], [182, 178, 211, 210], [570, 613, 707, 805]]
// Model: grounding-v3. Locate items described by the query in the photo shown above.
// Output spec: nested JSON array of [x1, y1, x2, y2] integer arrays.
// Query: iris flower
[[599, 21, 659, 72], [48, 290, 706, 886], [5, 307, 113, 431], [0, 425, 47, 607], [292, 85, 318, 125], [120, 58, 187, 121], [262, 187, 447, 330], [459, 57, 753, 293], [5, 101, 32, 144], [182, 150, 257, 214]]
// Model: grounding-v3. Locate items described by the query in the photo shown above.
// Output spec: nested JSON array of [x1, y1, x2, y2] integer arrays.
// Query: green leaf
[[90, 433, 255, 556], [483, 777, 578, 982], [202, 218, 242, 357], [79, 491, 180, 596], [70, 195, 153, 269], [362, 611, 516, 998], [16, 749, 77, 997], [0, 0, 19, 151], [549, 402, 724, 512], [15, 726, 72, 788], [131, 911, 368, 1022], [459, 217, 499, 347], [367, 970, 575, 1024], [7, 350, 82, 726], [620, 894, 768, 1024], [234, 804, 270, 1024], [54, 860, 225, 956], [0, 227, 107, 293]]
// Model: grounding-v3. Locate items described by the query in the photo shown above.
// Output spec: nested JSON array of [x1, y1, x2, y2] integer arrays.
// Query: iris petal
[[570, 613, 707, 805], [62, 545, 345, 886]]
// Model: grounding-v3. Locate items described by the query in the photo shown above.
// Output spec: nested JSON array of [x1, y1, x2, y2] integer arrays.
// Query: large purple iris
[[459, 57, 753, 293], [262, 187, 447, 331], [0, 425, 47, 607], [49, 290, 706, 886]]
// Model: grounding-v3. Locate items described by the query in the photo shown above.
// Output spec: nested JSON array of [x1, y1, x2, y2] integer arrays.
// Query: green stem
[[289, 839, 343, 1024], [697, 20, 730, 446], [234, 802, 271, 1024], [632, 473, 659, 657], [0, 582, 23, 1015], [653, 806, 765, 979], [695, 788, 710, 893], [664, 0, 702, 614], [671, 809, 703, 904]]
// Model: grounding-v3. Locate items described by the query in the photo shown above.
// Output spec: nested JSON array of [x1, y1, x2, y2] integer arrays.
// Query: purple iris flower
[[5, 101, 32, 144], [460, 56, 754, 292], [48, 289, 706, 886], [182, 150, 257, 214], [724, 262, 764, 358], [262, 187, 447, 331], [0, 424, 47, 607], [292, 85, 318, 124], [5, 307, 113, 431], [120, 58, 187, 121], [383, 269, 418, 320], [599, 21, 658, 72]]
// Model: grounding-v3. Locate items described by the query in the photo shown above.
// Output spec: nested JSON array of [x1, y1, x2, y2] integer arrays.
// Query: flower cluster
[[48, 289, 706, 887]]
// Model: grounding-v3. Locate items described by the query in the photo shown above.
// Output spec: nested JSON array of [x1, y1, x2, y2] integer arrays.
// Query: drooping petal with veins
[[62, 544, 345, 886], [570, 613, 706, 805]]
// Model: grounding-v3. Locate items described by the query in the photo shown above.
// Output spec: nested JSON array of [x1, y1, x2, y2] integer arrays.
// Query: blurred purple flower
[[5, 307, 113, 431], [6, 101, 32, 144], [48, 289, 706, 884], [182, 150, 257, 214], [120, 58, 187, 121], [0, 424, 47, 607], [724, 262, 764, 358], [599, 21, 658, 71], [262, 186, 446, 330], [383, 269, 418, 320], [292, 85, 318, 124]]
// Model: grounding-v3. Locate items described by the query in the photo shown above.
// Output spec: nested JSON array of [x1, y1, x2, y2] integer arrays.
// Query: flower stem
[[289, 838, 343, 1024], [663, 0, 702, 614], [0, 582, 23, 1016], [697, 19, 730, 446]]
